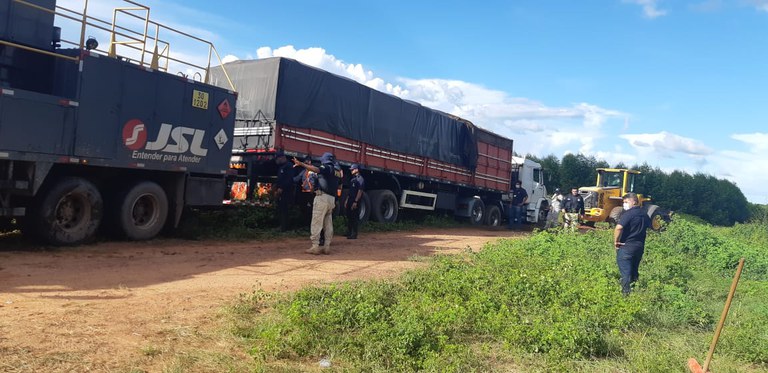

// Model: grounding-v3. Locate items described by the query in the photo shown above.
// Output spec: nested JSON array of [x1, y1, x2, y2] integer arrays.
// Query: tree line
[[526, 153, 756, 226]]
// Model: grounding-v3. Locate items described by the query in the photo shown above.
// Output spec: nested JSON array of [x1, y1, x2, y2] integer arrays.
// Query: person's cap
[[350, 164, 360, 171], [554, 188, 561, 193], [320, 152, 334, 164], [515, 181, 522, 185], [302, 154, 312, 162], [275, 149, 286, 157]]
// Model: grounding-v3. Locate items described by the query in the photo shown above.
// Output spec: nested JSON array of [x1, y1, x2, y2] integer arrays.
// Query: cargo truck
[[0, 0, 237, 244], [213, 58, 549, 227]]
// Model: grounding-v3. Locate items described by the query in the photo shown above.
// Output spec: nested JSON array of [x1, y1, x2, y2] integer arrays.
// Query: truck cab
[[505, 157, 549, 224]]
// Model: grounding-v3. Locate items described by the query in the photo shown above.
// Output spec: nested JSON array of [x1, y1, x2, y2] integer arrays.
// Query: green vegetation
[[228, 217, 768, 372]]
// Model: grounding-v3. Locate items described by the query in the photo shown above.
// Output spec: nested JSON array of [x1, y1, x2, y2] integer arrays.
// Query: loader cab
[[595, 169, 642, 196]]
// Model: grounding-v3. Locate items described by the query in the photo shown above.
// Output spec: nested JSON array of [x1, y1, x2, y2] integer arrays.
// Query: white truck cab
[[503, 157, 549, 224]]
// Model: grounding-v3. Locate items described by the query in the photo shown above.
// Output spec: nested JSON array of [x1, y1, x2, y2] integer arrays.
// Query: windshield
[[598, 171, 623, 188]]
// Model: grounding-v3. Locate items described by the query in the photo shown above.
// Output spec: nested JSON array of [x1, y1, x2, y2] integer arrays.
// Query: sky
[[57, 0, 768, 204]]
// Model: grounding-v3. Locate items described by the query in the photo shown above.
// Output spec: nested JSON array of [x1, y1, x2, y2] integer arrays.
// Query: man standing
[[345, 164, 365, 239], [562, 187, 585, 232], [507, 181, 528, 229], [274, 150, 296, 232], [293, 152, 339, 255], [613, 193, 651, 295]]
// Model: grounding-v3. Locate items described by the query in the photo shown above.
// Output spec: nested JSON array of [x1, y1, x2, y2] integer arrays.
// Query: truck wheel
[[357, 192, 371, 224], [116, 181, 168, 240], [369, 189, 399, 223], [34, 177, 103, 245], [485, 205, 501, 226], [468, 198, 485, 225], [608, 206, 624, 226], [536, 202, 549, 228]]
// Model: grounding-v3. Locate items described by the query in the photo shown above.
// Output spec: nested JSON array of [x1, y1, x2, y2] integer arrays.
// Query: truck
[[212, 58, 549, 227], [0, 0, 237, 244], [579, 168, 670, 231]]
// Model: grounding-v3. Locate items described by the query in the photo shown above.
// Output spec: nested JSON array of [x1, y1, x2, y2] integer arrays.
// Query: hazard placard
[[192, 90, 209, 110]]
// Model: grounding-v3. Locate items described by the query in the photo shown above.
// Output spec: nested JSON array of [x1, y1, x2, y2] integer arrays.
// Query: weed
[[227, 216, 768, 372]]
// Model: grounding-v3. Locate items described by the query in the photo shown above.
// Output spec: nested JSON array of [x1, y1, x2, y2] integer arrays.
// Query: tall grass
[[229, 217, 768, 372]]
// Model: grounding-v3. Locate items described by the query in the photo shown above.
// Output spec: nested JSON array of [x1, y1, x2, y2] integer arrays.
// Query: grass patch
[[227, 216, 768, 372]]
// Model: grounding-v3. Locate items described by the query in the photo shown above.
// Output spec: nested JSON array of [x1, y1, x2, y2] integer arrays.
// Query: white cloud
[[221, 55, 240, 64], [731, 132, 768, 152], [623, 0, 669, 18], [620, 131, 713, 156]]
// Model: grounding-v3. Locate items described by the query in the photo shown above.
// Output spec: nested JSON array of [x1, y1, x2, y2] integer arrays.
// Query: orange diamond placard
[[218, 99, 232, 119]]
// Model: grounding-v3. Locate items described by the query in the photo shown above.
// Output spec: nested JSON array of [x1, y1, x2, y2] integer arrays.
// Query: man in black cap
[[345, 164, 365, 239], [293, 152, 339, 254], [274, 150, 296, 231]]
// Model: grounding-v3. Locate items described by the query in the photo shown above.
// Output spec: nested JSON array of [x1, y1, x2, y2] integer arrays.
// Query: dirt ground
[[0, 227, 526, 372]]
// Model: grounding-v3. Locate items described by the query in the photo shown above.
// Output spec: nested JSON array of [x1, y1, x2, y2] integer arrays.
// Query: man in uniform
[[562, 187, 585, 232], [613, 192, 651, 295], [507, 181, 528, 229], [293, 152, 339, 255], [274, 150, 296, 231], [345, 164, 365, 239]]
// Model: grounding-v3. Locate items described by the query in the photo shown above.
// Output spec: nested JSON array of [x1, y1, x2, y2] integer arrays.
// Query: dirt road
[[0, 227, 524, 372]]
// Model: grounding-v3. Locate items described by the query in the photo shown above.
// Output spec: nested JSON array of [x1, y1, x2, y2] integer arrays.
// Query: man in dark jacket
[[274, 150, 296, 231], [345, 164, 365, 239], [562, 187, 585, 232], [293, 152, 339, 254], [613, 193, 651, 295], [507, 181, 528, 229]]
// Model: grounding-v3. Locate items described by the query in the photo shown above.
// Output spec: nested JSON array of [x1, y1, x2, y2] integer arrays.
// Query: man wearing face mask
[[613, 193, 651, 295]]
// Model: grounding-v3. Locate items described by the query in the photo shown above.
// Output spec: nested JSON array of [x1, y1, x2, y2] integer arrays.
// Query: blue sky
[[59, 0, 768, 203]]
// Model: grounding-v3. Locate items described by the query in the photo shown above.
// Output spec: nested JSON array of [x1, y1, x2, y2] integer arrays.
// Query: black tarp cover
[[213, 57, 479, 169]]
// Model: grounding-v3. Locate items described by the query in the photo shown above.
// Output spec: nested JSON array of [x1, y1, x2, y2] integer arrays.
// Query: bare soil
[[0, 227, 526, 372]]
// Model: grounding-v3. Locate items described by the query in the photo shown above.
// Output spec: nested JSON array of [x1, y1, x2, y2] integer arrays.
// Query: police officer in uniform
[[562, 187, 585, 232], [274, 150, 296, 231], [507, 181, 528, 229], [293, 152, 339, 254], [345, 164, 365, 239]]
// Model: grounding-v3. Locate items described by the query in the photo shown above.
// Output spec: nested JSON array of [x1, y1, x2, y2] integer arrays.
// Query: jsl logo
[[122, 119, 208, 157]]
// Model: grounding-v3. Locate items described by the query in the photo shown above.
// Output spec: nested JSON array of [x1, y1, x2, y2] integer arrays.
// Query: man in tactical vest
[[293, 152, 339, 254], [345, 164, 365, 239]]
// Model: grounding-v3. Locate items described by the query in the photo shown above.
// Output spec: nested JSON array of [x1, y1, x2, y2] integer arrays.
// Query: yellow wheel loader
[[579, 168, 670, 231]]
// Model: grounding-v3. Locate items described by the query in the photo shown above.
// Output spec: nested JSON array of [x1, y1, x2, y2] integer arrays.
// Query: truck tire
[[33, 177, 103, 245], [485, 205, 501, 226], [116, 181, 168, 240], [468, 198, 485, 225], [536, 201, 549, 228], [369, 189, 399, 223], [608, 206, 624, 226], [357, 192, 371, 224]]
